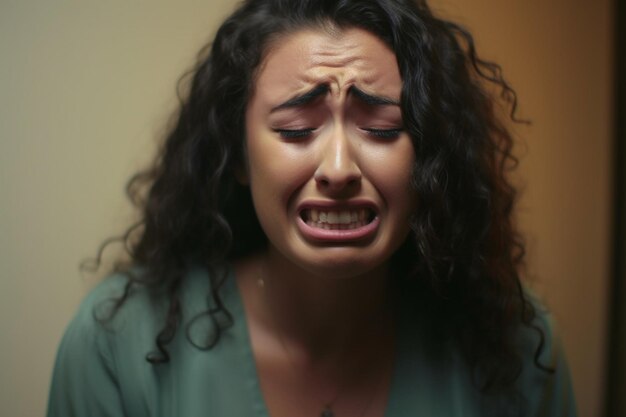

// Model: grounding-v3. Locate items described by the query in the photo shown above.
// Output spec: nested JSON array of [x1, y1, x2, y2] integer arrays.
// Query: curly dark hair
[[91, 0, 551, 398]]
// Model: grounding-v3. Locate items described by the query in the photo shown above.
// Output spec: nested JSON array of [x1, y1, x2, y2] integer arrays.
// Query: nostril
[[315, 176, 330, 187], [314, 173, 360, 191], [314, 164, 361, 183]]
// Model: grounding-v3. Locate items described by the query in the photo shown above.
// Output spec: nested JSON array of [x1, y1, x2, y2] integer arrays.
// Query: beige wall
[[0, 1, 612, 416]]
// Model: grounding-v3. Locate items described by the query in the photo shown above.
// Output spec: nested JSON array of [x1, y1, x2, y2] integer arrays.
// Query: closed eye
[[273, 128, 315, 139], [362, 128, 403, 139]]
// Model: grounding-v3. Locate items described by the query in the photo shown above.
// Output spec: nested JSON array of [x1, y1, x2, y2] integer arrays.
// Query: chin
[[292, 248, 390, 280]]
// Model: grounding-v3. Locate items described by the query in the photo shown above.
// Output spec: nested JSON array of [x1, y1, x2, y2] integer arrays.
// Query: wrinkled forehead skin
[[249, 25, 402, 109], [248, 23, 402, 102]]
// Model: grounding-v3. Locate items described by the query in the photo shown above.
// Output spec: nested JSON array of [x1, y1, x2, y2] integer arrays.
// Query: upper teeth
[[309, 209, 368, 225]]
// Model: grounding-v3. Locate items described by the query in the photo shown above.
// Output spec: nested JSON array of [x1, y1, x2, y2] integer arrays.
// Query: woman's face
[[244, 27, 417, 278]]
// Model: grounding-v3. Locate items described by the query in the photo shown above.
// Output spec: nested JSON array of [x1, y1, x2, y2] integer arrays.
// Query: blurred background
[[0, 0, 619, 416]]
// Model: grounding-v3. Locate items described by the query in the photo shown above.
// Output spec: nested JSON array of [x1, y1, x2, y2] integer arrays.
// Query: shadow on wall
[[605, 0, 626, 415]]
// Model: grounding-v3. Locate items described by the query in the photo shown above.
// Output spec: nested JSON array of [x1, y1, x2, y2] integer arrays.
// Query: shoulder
[[64, 264, 233, 351], [515, 288, 578, 416], [52, 272, 159, 369], [69, 271, 158, 337], [68, 265, 218, 341], [57, 272, 133, 350], [47, 273, 138, 416], [516, 288, 564, 370], [47, 266, 228, 417]]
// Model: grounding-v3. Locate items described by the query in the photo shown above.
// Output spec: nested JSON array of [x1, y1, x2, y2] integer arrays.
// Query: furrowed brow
[[349, 86, 400, 106], [270, 84, 330, 112]]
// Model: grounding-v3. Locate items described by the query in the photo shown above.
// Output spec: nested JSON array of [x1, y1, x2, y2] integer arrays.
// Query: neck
[[237, 248, 394, 359]]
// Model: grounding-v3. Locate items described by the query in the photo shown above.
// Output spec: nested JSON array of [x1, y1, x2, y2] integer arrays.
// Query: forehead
[[251, 27, 402, 103]]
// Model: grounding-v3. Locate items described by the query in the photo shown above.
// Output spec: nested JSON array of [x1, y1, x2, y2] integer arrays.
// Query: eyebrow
[[270, 84, 330, 112], [270, 84, 399, 112], [349, 86, 400, 106]]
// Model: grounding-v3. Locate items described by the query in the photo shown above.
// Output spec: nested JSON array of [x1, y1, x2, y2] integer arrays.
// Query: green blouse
[[47, 266, 577, 417]]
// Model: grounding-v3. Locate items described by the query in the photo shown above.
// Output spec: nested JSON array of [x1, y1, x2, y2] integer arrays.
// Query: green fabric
[[47, 266, 577, 417]]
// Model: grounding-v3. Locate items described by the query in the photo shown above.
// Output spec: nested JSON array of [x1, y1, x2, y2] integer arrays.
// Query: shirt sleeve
[[46, 285, 127, 417]]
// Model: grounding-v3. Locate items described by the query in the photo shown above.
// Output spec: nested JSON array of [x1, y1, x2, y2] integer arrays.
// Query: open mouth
[[300, 208, 377, 230]]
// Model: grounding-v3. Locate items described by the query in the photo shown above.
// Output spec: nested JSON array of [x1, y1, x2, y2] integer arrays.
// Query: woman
[[47, 0, 576, 416]]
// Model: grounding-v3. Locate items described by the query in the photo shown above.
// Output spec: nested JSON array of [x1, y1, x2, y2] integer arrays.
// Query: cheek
[[365, 141, 416, 207], [246, 136, 316, 203]]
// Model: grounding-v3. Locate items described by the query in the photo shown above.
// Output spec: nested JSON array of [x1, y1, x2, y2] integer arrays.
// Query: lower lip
[[296, 215, 380, 242]]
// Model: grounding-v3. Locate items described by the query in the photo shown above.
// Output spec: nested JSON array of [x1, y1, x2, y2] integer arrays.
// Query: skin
[[235, 27, 417, 417], [243, 27, 416, 278]]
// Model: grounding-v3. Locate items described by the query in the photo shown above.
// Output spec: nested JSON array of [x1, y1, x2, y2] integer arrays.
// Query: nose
[[314, 128, 361, 194]]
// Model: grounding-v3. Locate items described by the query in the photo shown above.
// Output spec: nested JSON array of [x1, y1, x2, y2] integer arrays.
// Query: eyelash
[[274, 128, 315, 139], [362, 128, 403, 139], [274, 128, 403, 140]]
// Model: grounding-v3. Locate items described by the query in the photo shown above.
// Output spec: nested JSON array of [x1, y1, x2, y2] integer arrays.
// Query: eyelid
[[273, 127, 316, 139], [361, 127, 404, 139], [272, 126, 403, 140]]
